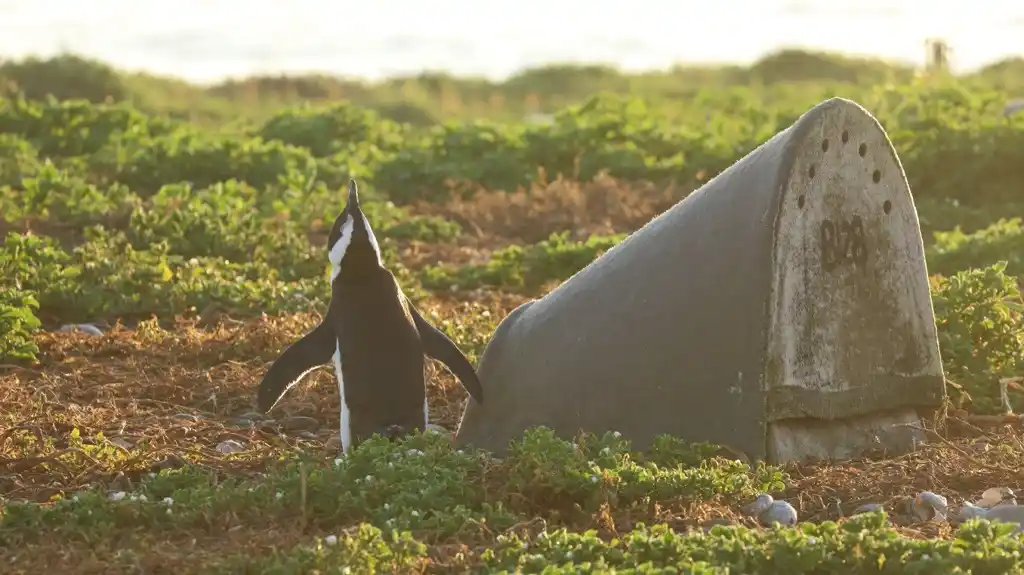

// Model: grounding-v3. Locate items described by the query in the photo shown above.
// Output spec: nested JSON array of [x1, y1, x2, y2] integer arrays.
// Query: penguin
[[255, 179, 484, 454]]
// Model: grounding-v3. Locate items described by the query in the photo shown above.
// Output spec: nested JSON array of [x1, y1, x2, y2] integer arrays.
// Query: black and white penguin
[[255, 179, 484, 453]]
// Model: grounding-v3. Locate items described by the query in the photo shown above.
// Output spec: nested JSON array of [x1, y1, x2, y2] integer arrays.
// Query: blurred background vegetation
[[3, 44, 1021, 127]]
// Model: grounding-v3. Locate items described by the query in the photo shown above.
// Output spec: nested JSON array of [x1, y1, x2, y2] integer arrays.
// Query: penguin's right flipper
[[409, 304, 485, 404], [256, 322, 335, 413]]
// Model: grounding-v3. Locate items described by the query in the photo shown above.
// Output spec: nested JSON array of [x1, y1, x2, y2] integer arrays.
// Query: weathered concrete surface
[[455, 97, 946, 464]]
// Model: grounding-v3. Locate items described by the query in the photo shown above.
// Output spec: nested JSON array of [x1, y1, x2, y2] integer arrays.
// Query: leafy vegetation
[[2, 53, 1024, 573]]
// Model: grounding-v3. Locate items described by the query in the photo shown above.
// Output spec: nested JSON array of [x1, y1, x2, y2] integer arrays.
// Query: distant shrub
[[0, 54, 128, 103]]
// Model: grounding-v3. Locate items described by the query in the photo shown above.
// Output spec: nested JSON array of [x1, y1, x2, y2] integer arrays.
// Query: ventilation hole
[[858, 143, 867, 157], [821, 139, 829, 152], [872, 169, 881, 183], [841, 130, 849, 143], [883, 200, 892, 214], [798, 195, 805, 208], [809, 165, 816, 178]]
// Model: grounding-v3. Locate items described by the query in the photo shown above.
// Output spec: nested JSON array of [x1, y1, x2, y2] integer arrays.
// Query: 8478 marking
[[819, 216, 867, 272]]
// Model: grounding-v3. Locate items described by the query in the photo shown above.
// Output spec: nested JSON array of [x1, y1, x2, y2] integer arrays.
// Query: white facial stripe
[[362, 214, 382, 265], [328, 214, 383, 280], [328, 216, 354, 282], [333, 343, 352, 454]]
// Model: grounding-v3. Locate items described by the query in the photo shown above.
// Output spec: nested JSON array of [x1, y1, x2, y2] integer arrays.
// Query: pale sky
[[0, 0, 1020, 83]]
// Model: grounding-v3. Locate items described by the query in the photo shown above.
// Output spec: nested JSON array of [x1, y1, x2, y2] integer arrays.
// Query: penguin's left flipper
[[410, 304, 484, 404], [256, 322, 336, 413]]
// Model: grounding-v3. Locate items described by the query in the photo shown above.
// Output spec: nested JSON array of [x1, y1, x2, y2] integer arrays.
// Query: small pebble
[[108, 438, 133, 449], [236, 411, 266, 421], [279, 415, 321, 433], [976, 487, 1017, 509], [258, 420, 281, 432], [853, 503, 885, 515], [216, 439, 245, 455], [425, 423, 449, 436]]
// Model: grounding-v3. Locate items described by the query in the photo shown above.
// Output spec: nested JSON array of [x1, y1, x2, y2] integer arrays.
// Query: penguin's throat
[[335, 254, 386, 282]]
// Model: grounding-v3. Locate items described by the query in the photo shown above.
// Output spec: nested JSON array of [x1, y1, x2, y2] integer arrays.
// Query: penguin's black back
[[330, 266, 426, 437]]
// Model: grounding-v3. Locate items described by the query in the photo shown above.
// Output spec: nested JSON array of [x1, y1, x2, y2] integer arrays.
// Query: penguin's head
[[327, 179, 383, 282]]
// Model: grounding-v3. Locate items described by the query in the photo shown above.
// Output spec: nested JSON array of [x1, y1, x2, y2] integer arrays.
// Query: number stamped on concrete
[[819, 216, 867, 272]]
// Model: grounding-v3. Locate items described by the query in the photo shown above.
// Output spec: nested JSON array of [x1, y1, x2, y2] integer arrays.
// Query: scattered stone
[[425, 423, 454, 440], [712, 444, 750, 464], [197, 303, 224, 327], [699, 517, 735, 532], [110, 471, 133, 492], [853, 503, 885, 516], [58, 323, 103, 336], [216, 439, 245, 455], [107, 437, 134, 450], [975, 487, 1017, 509], [231, 411, 270, 427], [150, 454, 186, 472], [237, 411, 267, 422], [279, 416, 321, 433], [297, 431, 317, 440], [325, 436, 342, 451], [257, 420, 280, 432]]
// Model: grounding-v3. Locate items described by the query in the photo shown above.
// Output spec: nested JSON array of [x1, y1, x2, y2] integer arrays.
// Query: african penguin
[[255, 179, 484, 454]]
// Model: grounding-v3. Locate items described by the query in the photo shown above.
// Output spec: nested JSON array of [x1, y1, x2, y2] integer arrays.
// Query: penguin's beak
[[347, 179, 360, 211]]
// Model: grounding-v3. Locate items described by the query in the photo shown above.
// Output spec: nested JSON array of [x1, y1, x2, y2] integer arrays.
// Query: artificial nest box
[[455, 97, 947, 464]]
